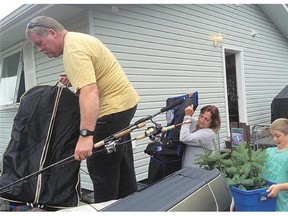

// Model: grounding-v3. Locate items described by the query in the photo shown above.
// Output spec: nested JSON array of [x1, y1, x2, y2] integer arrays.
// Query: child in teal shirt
[[263, 118, 288, 211]]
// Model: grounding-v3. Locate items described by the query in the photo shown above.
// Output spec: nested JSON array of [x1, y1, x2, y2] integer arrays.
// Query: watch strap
[[80, 129, 94, 137]]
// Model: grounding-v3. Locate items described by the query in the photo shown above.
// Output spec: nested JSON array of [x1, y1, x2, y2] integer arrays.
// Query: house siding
[[87, 4, 288, 181], [89, 5, 226, 181], [0, 108, 17, 170], [1, 4, 288, 191], [0, 42, 26, 171]]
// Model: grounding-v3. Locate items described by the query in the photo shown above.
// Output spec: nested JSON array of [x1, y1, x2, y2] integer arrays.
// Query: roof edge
[[0, 4, 52, 32]]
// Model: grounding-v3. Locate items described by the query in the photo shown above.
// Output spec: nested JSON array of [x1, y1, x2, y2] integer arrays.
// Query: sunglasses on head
[[26, 22, 50, 30]]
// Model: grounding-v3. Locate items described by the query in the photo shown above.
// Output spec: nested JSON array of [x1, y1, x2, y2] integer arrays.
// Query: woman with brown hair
[[180, 104, 221, 168]]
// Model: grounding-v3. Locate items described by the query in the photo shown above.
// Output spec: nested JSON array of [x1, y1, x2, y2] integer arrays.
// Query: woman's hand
[[185, 104, 194, 117]]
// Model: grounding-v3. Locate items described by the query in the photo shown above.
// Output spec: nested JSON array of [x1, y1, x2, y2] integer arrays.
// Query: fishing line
[[0, 100, 189, 194]]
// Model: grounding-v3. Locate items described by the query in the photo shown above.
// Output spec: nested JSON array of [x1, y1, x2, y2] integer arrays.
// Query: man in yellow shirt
[[25, 16, 140, 203]]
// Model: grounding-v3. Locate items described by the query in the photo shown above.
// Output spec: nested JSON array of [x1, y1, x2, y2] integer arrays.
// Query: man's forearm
[[79, 83, 99, 131]]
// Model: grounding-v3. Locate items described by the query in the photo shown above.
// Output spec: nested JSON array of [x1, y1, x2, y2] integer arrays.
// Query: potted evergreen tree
[[195, 142, 277, 211]]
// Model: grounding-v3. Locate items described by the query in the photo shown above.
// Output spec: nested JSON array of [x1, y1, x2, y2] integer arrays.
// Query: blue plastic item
[[230, 182, 277, 211]]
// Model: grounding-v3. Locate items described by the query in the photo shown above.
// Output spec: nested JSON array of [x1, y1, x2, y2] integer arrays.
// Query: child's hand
[[266, 184, 281, 197]]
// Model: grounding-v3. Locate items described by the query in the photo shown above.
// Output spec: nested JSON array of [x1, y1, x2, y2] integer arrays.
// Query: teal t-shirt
[[263, 147, 288, 211]]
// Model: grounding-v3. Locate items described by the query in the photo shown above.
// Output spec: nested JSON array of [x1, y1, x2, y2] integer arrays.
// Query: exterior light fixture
[[212, 33, 223, 47]]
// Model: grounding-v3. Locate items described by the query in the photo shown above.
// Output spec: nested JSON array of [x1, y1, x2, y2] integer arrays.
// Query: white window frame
[[0, 42, 36, 110]]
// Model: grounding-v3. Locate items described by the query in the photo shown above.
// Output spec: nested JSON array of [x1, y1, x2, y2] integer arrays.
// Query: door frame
[[222, 45, 248, 136]]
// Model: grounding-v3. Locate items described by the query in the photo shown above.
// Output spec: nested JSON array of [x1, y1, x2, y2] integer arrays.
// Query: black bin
[[271, 85, 288, 123]]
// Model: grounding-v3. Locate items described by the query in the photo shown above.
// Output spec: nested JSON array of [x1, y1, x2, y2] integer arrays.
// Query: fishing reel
[[102, 138, 119, 154], [145, 123, 163, 142]]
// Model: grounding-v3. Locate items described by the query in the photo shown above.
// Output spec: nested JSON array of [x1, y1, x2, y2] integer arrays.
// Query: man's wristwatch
[[80, 129, 94, 137]]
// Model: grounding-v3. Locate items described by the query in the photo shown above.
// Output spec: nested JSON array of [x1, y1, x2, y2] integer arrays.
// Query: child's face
[[270, 129, 288, 147]]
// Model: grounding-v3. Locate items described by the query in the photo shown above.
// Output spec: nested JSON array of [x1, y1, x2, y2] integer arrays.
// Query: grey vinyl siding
[[1, 4, 288, 190], [0, 43, 25, 171], [88, 4, 288, 181], [90, 4, 215, 178], [0, 109, 17, 170]]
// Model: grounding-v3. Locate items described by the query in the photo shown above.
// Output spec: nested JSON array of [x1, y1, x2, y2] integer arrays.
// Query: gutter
[[0, 4, 53, 35]]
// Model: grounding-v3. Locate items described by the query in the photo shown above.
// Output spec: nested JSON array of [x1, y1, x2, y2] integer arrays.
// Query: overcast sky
[[0, 1, 282, 21], [0, 3, 23, 20], [0, 0, 183, 21]]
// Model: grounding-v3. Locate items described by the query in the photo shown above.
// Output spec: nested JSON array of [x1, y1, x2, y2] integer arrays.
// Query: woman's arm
[[180, 116, 215, 148]]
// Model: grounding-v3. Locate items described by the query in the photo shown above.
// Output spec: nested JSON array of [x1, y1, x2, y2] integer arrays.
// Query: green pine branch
[[194, 140, 268, 190]]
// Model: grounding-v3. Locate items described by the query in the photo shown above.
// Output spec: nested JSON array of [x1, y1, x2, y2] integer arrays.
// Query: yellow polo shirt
[[63, 32, 140, 118]]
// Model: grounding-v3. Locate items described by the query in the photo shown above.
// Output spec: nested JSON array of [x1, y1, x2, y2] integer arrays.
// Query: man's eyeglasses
[[26, 22, 51, 30]]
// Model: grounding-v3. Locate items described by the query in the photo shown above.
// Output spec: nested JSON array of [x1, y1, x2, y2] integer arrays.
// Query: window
[[0, 42, 35, 107], [0, 50, 24, 105]]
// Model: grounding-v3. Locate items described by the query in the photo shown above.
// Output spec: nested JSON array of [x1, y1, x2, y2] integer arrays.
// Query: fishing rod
[[0, 155, 75, 194], [0, 122, 145, 194], [0, 120, 189, 194], [131, 120, 192, 142], [107, 120, 192, 149], [0, 97, 186, 193], [93, 96, 186, 152]]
